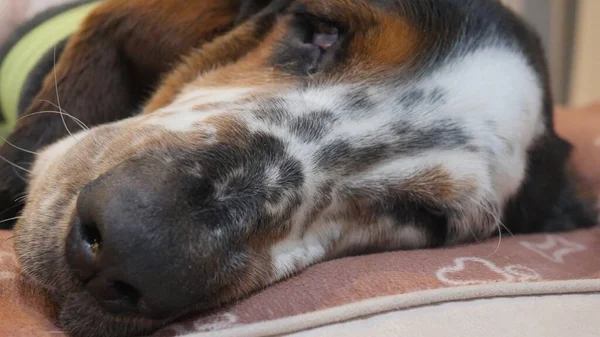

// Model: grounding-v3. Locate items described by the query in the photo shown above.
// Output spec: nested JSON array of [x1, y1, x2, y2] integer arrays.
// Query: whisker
[[0, 154, 31, 173], [492, 220, 502, 255], [455, 203, 481, 244], [465, 195, 511, 255], [12, 165, 29, 183], [14, 194, 28, 203], [0, 199, 25, 218], [53, 47, 75, 139], [0, 216, 22, 225], [0, 135, 38, 155], [499, 220, 514, 237], [15, 110, 89, 131], [39, 99, 63, 112], [39, 100, 89, 130]]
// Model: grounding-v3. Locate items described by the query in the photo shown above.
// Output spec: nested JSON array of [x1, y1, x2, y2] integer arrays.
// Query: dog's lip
[[49, 283, 169, 323], [53, 272, 195, 322]]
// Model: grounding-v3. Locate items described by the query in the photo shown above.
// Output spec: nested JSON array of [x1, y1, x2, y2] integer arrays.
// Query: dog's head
[[11, 0, 593, 336]]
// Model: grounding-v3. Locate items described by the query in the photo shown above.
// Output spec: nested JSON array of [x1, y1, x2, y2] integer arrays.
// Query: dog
[[0, 0, 597, 336]]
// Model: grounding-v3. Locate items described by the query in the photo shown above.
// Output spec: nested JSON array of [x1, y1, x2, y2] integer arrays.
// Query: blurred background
[[503, 0, 599, 106]]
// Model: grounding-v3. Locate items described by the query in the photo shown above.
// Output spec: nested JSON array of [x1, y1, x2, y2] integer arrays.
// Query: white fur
[[31, 129, 89, 182], [426, 48, 544, 202], [144, 87, 261, 132], [173, 87, 259, 108], [270, 226, 331, 279], [268, 47, 543, 278], [145, 108, 223, 133]]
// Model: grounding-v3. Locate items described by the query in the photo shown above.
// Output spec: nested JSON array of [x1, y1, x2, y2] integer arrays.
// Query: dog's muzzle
[[64, 155, 218, 320]]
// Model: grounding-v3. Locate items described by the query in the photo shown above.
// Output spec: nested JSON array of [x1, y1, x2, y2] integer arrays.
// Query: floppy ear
[[0, 0, 243, 228]]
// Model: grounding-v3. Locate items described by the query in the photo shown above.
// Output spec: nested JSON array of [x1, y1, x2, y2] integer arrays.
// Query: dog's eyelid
[[288, 6, 344, 31]]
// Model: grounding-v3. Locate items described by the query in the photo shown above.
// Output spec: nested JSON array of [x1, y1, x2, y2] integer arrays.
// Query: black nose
[[64, 157, 213, 319], [66, 217, 144, 316]]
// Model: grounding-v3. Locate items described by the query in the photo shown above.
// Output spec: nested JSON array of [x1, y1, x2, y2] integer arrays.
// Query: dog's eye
[[299, 15, 341, 51], [311, 23, 339, 50], [272, 13, 343, 75]]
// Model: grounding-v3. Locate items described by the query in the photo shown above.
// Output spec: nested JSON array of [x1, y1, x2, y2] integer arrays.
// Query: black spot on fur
[[391, 119, 469, 153], [190, 133, 287, 206], [385, 197, 448, 248], [428, 88, 446, 105], [252, 98, 291, 125], [315, 140, 389, 173], [345, 89, 375, 114], [340, 188, 449, 248], [315, 119, 468, 174], [397, 88, 445, 112], [288, 110, 337, 142], [265, 158, 304, 204], [315, 141, 352, 169], [399, 89, 425, 110], [178, 130, 309, 234], [277, 158, 304, 189], [465, 145, 480, 153]]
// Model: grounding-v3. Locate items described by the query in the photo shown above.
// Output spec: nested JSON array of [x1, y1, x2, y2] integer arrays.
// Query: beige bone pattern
[[519, 235, 587, 264], [436, 257, 542, 286]]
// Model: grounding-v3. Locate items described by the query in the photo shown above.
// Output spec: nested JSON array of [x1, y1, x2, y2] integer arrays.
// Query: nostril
[[87, 278, 142, 316], [111, 280, 140, 304], [65, 218, 104, 283], [81, 222, 103, 255]]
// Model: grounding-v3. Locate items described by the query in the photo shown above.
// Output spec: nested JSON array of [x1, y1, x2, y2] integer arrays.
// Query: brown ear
[[0, 0, 243, 228]]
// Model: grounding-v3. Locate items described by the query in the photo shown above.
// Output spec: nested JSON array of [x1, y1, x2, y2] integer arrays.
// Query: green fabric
[[0, 2, 99, 144], [0, 124, 10, 142]]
